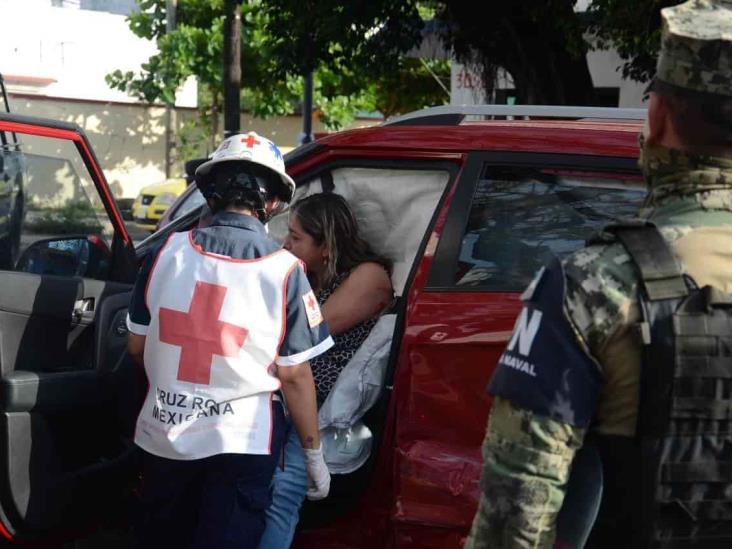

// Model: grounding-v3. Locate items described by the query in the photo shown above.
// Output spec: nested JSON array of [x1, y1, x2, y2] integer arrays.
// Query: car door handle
[[72, 297, 95, 322]]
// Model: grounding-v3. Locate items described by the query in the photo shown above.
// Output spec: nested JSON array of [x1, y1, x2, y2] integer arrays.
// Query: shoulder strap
[[607, 222, 688, 301]]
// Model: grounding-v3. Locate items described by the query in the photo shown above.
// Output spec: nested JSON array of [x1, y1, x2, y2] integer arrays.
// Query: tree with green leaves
[[588, 0, 676, 82], [107, 0, 449, 152], [257, 0, 422, 82], [436, 1, 594, 105], [434, 0, 677, 105]]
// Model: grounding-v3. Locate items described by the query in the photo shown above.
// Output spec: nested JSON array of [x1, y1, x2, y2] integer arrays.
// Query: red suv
[[0, 106, 644, 547]]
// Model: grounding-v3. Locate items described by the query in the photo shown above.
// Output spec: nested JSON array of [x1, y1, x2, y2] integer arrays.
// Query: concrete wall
[[585, 48, 647, 108], [8, 93, 379, 200]]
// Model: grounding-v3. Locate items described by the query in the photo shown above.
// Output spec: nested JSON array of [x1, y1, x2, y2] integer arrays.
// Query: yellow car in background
[[131, 177, 188, 232]]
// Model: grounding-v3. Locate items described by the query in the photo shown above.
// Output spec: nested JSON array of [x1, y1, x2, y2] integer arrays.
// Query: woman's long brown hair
[[290, 193, 392, 288]]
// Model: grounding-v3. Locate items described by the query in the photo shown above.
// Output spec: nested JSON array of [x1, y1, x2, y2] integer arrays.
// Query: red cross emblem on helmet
[[241, 134, 260, 148]]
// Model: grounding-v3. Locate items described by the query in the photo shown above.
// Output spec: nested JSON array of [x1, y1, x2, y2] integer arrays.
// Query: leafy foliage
[[434, 0, 676, 105], [435, 0, 594, 105], [258, 0, 422, 78], [107, 0, 447, 138], [26, 200, 104, 235], [588, 0, 677, 82], [368, 58, 450, 119], [107, 0, 224, 105]]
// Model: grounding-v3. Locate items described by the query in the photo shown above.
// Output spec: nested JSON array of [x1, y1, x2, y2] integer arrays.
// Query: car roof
[[315, 119, 642, 158], [306, 104, 644, 159]]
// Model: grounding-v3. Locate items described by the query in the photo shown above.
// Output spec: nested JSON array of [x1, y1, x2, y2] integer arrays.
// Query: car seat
[[318, 314, 396, 474]]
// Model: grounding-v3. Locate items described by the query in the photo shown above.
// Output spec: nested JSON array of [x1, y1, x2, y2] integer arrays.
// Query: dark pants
[[137, 403, 286, 549], [556, 444, 604, 548]]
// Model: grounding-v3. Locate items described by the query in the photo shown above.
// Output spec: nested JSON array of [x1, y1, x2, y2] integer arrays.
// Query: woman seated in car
[[260, 192, 393, 548]]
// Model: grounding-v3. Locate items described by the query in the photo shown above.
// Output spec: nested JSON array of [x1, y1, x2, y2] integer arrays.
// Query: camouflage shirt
[[466, 144, 732, 549]]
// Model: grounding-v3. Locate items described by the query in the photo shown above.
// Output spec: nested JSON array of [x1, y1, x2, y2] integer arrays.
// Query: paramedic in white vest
[[125, 132, 334, 549]]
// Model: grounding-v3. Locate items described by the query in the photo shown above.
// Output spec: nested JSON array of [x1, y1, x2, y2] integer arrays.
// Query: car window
[[0, 133, 114, 278], [454, 166, 645, 290], [269, 167, 451, 296], [170, 186, 206, 222]]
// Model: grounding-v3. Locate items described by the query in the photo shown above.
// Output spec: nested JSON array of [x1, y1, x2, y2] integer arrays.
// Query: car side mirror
[[15, 236, 111, 279]]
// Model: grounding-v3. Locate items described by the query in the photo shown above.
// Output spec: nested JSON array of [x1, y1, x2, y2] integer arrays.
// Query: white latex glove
[[303, 444, 331, 500]]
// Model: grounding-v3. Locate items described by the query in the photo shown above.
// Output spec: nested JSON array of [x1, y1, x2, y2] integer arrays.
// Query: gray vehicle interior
[[0, 114, 140, 540], [0, 274, 139, 534]]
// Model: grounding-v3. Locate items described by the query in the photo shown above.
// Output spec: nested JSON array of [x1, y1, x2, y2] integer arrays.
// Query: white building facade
[[1, 0, 376, 199], [0, 0, 196, 106], [0, 0, 200, 199]]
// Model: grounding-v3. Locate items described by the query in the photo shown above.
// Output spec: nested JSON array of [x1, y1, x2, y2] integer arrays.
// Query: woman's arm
[[321, 262, 393, 335], [277, 361, 320, 449], [127, 333, 146, 366]]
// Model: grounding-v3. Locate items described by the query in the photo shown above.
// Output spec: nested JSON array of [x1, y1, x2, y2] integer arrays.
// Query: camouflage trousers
[[464, 398, 584, 549]]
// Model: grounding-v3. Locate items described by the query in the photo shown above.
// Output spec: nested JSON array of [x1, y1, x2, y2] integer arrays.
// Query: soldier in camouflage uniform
[[466, 1, 732, 547]]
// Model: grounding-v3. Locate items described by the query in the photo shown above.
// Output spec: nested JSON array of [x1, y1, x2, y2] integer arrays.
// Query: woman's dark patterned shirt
[[310, 271, 379, 403]]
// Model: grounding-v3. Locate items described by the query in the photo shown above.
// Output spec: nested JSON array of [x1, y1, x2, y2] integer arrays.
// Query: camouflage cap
[[656, 0, 732, 97]]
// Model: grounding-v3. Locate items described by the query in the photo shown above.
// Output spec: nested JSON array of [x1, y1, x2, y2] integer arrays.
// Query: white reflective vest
[[134, 231, 300, 460]]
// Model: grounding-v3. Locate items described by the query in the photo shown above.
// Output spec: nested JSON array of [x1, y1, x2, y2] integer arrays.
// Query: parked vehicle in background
[[155, 181, 205, 230], [149, 157, 204, 230], [0, 105, 645, 547], [0, 73, 26, 269], [131, 176, 188, 232]]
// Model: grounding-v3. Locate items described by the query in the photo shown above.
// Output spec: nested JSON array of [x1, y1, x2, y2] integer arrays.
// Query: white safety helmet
[[196, 131, 295, 203]]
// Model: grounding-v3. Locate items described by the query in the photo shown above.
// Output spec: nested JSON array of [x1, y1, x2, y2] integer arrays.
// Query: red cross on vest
[[159, 281, 248, 385], [241, 134, 260, 148]]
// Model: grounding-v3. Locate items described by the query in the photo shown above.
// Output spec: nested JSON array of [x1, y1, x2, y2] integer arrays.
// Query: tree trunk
[[223, 0, 241, 137], [554, 48, 595, 105], [481, 14, 596, 106], [165, 0, 177, 177], [211, 103, 220, 151], [508, 47, 595, 106], [301, 72, 313, 144]]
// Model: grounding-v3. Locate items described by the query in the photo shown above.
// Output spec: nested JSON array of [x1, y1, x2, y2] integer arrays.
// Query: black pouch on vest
[[610, 222, 732, 549]]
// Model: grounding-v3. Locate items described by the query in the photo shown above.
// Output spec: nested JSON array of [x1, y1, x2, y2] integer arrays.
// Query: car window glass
[[171, 187, 206, 221], [0, 133, 114, 277], [455, 167, 645, 290]]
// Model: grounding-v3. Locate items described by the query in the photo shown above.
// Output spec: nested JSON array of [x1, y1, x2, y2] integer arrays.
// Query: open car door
[[0, 113, 140, 542]]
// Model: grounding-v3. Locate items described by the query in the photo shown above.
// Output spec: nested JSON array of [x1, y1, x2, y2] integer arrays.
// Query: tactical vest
[[606, 221, 732, 548]]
